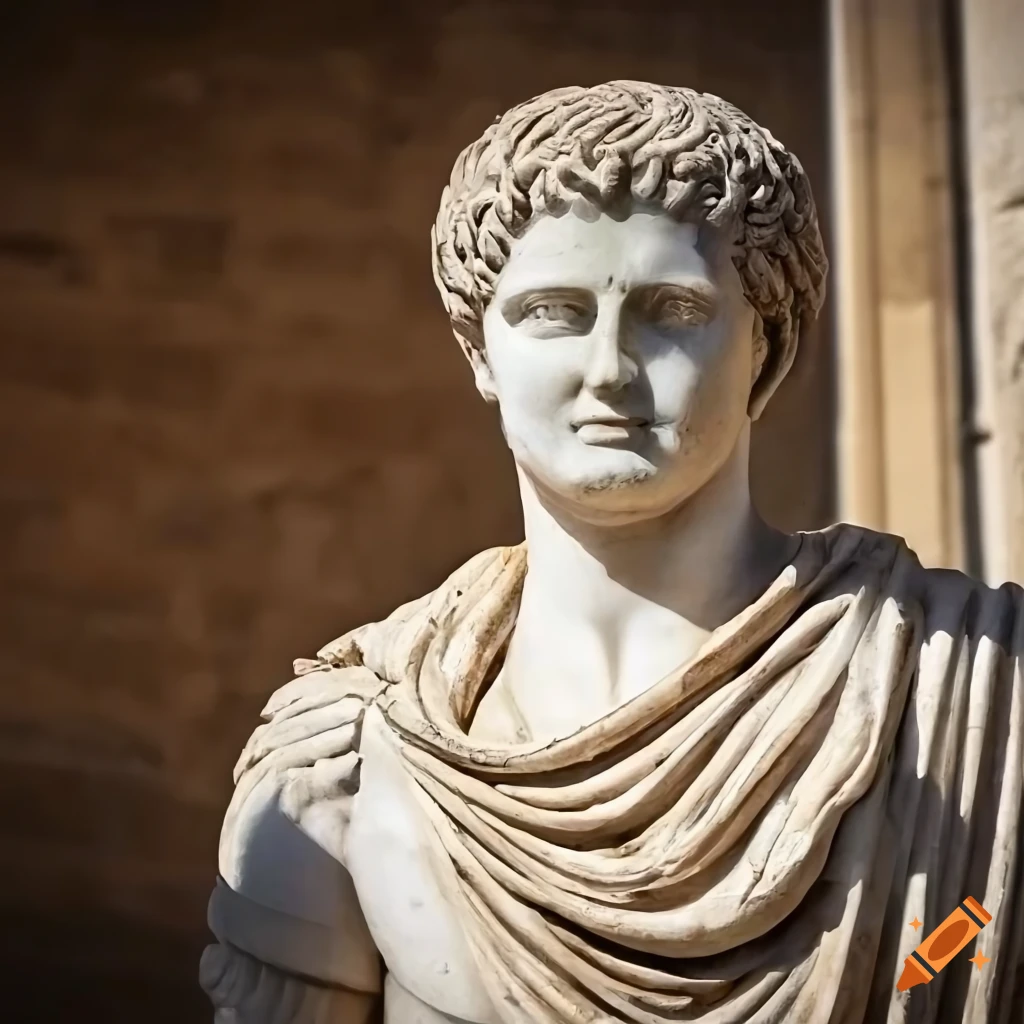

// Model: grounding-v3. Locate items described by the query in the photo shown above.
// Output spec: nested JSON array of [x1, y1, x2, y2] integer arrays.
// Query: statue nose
[[584, 312, 638, 393]]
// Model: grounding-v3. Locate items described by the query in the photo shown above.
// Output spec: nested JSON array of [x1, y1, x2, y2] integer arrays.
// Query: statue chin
[[508, 425, 739, 527], [520, 461, 671, 524]]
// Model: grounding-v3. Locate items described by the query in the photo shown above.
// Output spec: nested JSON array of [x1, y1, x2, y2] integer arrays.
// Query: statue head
[[431, 81, 827, 523]]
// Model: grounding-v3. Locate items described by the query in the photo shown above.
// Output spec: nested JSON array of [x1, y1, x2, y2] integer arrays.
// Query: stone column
[[961, 0, 1024, 585], [829, 0, 965, 569]]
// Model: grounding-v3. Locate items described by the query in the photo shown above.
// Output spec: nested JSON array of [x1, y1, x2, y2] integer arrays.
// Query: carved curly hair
[[431, 80, 828, 416]]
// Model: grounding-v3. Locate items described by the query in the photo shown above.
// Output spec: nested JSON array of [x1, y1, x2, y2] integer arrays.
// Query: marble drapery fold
[[249, 525, 1024, 1023]]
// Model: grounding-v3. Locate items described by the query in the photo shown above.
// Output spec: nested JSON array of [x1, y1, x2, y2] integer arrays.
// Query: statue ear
[[751, 312, 769, 385], [454, 328, 499, 404], [747, 314, 800, 422], [469, 347, 499, 404], [748, 312, 772, 421]]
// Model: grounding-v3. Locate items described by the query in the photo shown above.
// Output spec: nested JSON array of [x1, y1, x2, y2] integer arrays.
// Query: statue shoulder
[[223, 663, 387, 863], [912, 561, 1024, 643], [207, 546, 514, 996], [824, 522, 1023, 625], [212, 662, 385, 994]]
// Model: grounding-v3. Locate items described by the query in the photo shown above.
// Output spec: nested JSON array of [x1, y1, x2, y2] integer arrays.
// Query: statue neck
[[499, 425, 796, 739]]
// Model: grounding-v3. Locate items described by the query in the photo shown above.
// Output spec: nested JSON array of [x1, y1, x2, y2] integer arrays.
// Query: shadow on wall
[[0, 0, 831, 1020], [1, 908, 208, 1022]]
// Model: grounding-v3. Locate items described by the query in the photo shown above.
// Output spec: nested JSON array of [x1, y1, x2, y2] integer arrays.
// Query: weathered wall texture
[[962, 0, 1024, 586], [0, 2, 831, 1019]]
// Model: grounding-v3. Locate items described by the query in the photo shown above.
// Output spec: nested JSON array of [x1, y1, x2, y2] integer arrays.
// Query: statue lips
[[573, 414, 650, 446]]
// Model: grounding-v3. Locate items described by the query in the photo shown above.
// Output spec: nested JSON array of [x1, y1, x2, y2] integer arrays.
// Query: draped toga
[[211, 525, 1024, 1023]]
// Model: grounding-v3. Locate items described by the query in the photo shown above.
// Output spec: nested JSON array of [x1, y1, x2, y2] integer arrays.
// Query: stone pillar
[[829, 0, 965, 569], [961, 0, 1024, 585]]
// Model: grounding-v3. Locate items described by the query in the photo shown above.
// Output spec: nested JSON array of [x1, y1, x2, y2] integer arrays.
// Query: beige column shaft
[[830, 0, 964, 570], [961, 0, 1024, 586]]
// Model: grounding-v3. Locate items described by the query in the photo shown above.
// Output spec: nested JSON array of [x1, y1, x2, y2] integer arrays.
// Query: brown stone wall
[[0, 2, 831, 1019]]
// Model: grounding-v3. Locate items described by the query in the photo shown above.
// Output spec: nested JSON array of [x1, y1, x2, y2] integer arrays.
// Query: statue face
[[476, 208, 760, 522]]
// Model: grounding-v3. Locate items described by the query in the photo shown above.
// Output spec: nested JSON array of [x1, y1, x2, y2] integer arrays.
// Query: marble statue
[[200, 82, 1024, 1023]]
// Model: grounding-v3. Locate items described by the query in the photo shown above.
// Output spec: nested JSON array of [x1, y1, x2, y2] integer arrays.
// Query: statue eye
[[654, 299, 710, 328], [643, 286, 718, 330], [502, 290, 595, 333], [516, 296, 594, 333], [524, 302, 585, 324]]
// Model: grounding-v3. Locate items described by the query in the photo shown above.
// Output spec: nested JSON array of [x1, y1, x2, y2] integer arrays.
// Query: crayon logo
[[897, 897, 992, 992], [929, 920, 969, 960]]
